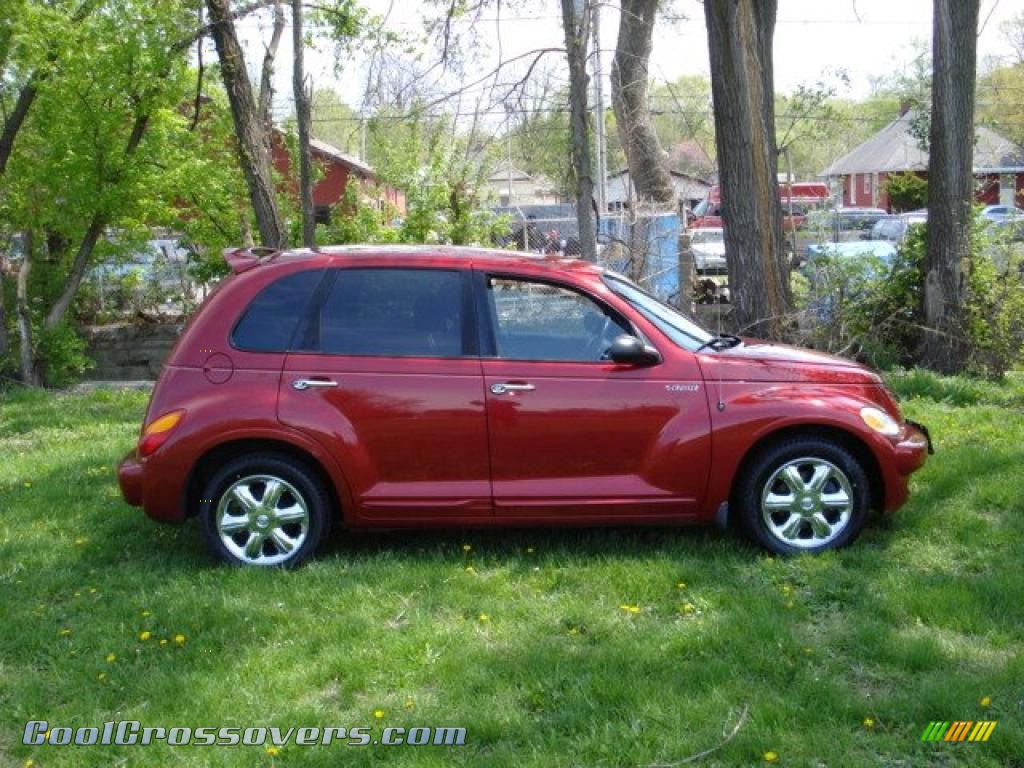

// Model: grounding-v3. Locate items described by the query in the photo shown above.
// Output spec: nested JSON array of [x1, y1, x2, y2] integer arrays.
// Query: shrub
[[884, 172, 928, 212]]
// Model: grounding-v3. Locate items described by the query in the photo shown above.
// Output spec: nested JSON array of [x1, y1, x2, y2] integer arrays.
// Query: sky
[[225, 0, 1021, 128]]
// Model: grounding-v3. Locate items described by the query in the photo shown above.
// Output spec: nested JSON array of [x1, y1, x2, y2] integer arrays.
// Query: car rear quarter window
[[231, 269, 325, 352], [318, 268, 467, 357]]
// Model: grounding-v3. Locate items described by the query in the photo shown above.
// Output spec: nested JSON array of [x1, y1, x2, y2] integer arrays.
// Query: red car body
[[118, 246, 929, 561]]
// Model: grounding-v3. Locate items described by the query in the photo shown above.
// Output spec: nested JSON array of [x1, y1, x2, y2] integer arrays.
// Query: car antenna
[[714, 289, 726, 412]]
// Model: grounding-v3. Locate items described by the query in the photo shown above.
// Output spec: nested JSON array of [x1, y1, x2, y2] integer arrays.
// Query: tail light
[[137, 410, 184, 458]]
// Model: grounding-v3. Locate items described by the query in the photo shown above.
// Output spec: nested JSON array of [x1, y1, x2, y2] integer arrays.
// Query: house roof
[[272, 126, 375, 177], [821, 112, 1024, 176], [487, 162, 536, 183]]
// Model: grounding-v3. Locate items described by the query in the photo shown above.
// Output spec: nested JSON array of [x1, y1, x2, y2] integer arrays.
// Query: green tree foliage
[[884, 172, 929, 212]]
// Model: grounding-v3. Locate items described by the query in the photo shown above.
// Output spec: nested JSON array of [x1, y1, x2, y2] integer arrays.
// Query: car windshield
[[691, 229, 723, 245], [603, 273, 714, 350]]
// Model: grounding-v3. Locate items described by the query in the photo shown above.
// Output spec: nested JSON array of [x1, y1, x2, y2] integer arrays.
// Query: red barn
[[821, 110, 1024, 211], [270, 128, 406, 223]]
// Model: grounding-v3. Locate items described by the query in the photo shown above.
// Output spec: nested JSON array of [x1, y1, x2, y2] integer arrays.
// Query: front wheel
[[734, 438, 870, 555], [200, 453, 332, 567]]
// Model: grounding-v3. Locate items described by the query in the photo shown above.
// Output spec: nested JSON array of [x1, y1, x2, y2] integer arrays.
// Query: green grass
[[1, 378, 1021, 767]]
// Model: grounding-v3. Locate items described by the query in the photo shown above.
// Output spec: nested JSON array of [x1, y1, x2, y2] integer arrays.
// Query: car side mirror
[[607, 334, 660, 366]]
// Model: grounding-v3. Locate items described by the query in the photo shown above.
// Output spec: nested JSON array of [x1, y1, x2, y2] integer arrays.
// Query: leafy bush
[[883, 172, 928, 211], [794, 215, 1024, 378]]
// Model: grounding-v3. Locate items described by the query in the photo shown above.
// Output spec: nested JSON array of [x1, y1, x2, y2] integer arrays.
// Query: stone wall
[[84, 323, 182, 381]]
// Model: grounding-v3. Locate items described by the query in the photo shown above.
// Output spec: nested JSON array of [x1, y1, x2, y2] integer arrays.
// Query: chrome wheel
[[760, 457, 853, 549], [216, 474, 309, 565]]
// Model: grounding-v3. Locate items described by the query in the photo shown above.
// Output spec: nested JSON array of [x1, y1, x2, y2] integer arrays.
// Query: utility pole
[[591, 0, 607, 217], [505, 102, 514, 207]]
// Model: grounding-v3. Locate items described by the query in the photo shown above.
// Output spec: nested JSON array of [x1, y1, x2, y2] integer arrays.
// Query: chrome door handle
[[490, 382, 536, 395], [292, 378, 338, 390]]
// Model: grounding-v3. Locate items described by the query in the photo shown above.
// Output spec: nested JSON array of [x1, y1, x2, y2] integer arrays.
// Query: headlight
[[860, 406, 900, 437]]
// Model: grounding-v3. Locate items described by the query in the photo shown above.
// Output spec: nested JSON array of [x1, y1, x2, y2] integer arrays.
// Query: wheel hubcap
[[216, 475, 309, 565], [761, 457, 853, 549]]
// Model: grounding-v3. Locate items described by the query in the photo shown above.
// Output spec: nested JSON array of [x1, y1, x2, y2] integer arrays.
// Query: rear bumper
[[118, 452, 144, 506]]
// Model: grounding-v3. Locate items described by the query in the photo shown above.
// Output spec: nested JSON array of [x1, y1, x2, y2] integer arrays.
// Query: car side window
[[485, 276, 629, 362], [318, 268, 467, 357], [232, 269, 325, 352]]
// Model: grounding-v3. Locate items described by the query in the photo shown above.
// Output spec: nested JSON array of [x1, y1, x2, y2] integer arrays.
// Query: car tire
[[200, 453, 332, 568], [733, 437, 870, 555]]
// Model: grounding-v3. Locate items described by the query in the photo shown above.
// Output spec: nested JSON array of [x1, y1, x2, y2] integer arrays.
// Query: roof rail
[[223, 246, 281, 274]]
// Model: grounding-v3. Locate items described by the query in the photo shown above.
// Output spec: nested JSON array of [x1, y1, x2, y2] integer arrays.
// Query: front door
[[278, 267, 491, 520], [477, 272, 710, 519]]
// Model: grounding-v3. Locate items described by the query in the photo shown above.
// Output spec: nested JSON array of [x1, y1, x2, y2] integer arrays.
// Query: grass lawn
[[1, 372, 1022, 767]]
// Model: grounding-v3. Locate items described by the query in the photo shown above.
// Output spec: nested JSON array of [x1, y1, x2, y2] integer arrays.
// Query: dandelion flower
[[24, 759, 35, 767], [74, 537, 88, 545], [373, 709, 385, 719], [980, 695, 992, 708], [863, 717, 875, 728], [97, 672, 107, 682], [568, 627, 579, 636], [478, 613, 489, 622], [404, 697, 415, 711], [680, 602, 696, 614], [174, 633, 186, 646], [23, 481, 31, 488], [265, 746, 280, 757], [464, 566, 476, 574], [105, 653, 116, 663], [89, 588, 97, 594], [138, 631, 152, 641], [763, 751, 778, 762], [526, 547, 535, 553], [677, 581, 687, 589], [619, 604, 641, 614], [462, 544, 472, 552], [159, 639, 168, 646], [141, 610, 151, 617], [782, 585, 792, 594], [58, 628, 72, 637]]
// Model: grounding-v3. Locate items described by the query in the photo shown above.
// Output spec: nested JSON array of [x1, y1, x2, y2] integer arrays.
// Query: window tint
[[486, 277, 629, 361], [232, 269, 324, 352], [319, 268, 466, 357]]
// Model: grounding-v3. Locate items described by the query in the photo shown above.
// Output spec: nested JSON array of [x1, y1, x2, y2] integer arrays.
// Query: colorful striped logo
[[921, 721, 997, 742]]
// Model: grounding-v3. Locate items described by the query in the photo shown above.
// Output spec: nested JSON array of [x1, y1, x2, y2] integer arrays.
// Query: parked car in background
[[118, 244, 931, 567], [688, 227, 727, 273], [807, 207, 888, 234], [869, 211, 928, 244], [980, 204, 1024, 224], [88, 237, 201, 314]]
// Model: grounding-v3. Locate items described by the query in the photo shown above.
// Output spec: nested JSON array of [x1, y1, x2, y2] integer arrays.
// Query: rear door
[[278, 266, 491, 520], [476, 271, 710, 519]]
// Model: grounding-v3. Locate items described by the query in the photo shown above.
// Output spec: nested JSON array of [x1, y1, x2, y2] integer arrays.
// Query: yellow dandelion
[[159, 639, 168, 646], [863, 717, 875, 729], [462, 544, 472, 552], [802, 646, 813, 655], [89, 587, 97, 594], [373, 709, 385, 719], [25, 759, 35, 768], [174, 633, 186, 646], [781, 585, 792, 595], [97, 672, 107, 682], [619, 604, 641, 614], [980, 695, 992, 708], [139, 631, 152, 641], [680, 602, 696, 614], [74, 591, 81, 598], [568, 627, 579, 636], [404, 697, 415, 711], [141, 610, 151, 617], [74, 537, 88, 545], [464, 565, 476, 574], [23, 481, 31, 488], [265, 745, 280, 757], [763, 751, 778, 762], [58, 628, 72, 637], [105, 653, 116, 663], [478, 613, 489, 622], [43, 730, 50, 741], [677, 581, 687, 589]]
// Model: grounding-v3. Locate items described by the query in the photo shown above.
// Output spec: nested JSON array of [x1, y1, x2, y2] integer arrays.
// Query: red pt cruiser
[[118, 246, 931, 566]]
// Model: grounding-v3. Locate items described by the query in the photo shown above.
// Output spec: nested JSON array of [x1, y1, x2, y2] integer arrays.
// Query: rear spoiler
[[223, 246, 281, 274]]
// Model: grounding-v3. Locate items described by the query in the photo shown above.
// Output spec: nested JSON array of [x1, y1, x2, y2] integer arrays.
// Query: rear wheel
[[200, 453, 331, 567], [734, 438, 870, 555]]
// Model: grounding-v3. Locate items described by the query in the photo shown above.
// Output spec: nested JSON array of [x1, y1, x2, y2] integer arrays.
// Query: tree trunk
[[921, 0, 980, 373], [16, 231, 37, 385], [560, 0, 597, 262], [205, 0, 286, 249], [293, 0, 316, 246], [703, 0, 791, 339], [611, 0, 674, 205]]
